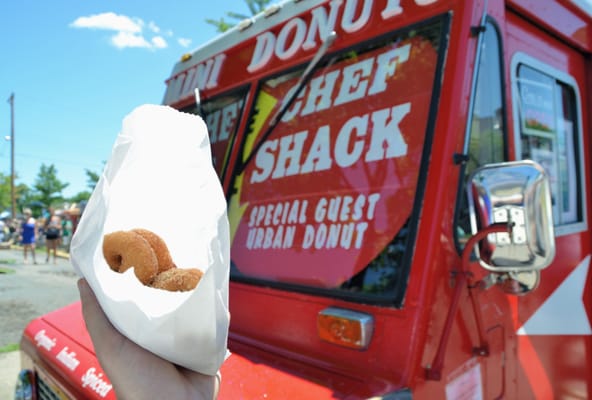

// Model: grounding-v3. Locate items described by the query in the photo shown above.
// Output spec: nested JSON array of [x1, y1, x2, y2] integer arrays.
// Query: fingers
[[77, 278, 219, 400]]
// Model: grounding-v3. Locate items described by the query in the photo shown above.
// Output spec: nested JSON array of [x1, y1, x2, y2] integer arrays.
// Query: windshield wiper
[[239, 31, 337, 173]]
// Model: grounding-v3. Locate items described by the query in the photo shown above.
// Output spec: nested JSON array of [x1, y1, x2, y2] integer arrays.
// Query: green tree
[[206, 0, 272, 33], [15, 183, 33, 215], [32, 164, 69, 208], [69, 191, 92, 204], [63, 166, 101, 204], [85, 168, 101, 191], [0, 173, 12, 211], [0, 172, 31, 216]]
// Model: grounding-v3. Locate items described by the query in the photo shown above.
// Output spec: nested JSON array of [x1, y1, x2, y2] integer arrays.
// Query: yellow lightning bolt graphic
[[228, 91, 278, 244]]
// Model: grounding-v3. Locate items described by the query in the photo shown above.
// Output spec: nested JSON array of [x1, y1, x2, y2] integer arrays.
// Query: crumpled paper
[[70, 104, 230, 376]]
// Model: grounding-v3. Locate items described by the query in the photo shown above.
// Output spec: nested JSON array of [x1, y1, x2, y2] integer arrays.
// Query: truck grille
[[36, 375, 62, 400]]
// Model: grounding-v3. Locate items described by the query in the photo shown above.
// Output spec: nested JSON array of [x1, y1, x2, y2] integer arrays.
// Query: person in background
[[8, 218, 17, 242], [61, 215, 73, 250], [78, 279, 219, 399], [44, 208, 62, 264], [0, 219, 6, 242], [20, 209, 38, 264]]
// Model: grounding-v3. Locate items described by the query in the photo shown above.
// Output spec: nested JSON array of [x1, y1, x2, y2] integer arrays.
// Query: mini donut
[[102, 230, 158, 285], [150, 268, 204, 292], [132, 228, 176, 273]]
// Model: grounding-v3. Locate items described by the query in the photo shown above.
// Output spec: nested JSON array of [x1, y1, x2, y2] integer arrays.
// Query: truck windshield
[[225, 17, 448, 303]]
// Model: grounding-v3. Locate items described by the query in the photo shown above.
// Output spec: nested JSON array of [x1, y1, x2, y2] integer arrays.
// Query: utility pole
[[7, 93, 15, 219]]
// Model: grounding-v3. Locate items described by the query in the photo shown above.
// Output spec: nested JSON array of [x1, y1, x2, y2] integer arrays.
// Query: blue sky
[[0, 1, 250, 199]]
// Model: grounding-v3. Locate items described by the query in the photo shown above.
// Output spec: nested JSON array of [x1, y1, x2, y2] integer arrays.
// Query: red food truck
[[15, 0, 592, 398]]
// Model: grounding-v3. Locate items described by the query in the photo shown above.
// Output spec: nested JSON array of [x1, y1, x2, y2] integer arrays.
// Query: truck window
[[185, 89, 248, 180], [513, 61, 584, 230], [455, 20, 507, 246], [227, 18, 449, 303]]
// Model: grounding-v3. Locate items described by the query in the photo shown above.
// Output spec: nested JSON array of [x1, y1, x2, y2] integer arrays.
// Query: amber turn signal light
[[317, 307, 374, 350]]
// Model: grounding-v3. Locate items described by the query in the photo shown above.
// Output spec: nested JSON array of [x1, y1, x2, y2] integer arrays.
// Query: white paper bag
[[70, 104, 230, 376]]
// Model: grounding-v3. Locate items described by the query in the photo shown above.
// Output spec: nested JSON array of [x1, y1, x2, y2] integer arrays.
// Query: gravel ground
[[0, 247, 80, 399]]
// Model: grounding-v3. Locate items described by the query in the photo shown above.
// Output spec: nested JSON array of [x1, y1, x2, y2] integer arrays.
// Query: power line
[[14, 152, 104, 170]]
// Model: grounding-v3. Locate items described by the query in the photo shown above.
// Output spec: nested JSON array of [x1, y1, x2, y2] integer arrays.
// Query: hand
[[78, 278, 219, 400]]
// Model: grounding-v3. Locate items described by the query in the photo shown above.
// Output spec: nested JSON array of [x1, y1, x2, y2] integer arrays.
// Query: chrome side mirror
[[500, 270, 540, 295], [467, 160, 556, 272]]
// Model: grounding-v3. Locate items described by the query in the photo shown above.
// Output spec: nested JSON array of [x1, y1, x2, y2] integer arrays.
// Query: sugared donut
[[102, 228, 203, 292], [150, 268, 203, 292], [102, 230, 158, 284], [132, 228, 176, 273]]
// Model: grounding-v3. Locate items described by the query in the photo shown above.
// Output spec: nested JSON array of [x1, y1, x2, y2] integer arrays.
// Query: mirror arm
[[426, 223, 510, 381], [462, 222, 512, 272]]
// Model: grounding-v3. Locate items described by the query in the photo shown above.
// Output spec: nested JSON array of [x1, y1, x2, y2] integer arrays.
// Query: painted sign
[[163, 0, 444, 106], [25, 320, 115, 399], [203, 95, 246, 176], [229, 28, 440, 287]]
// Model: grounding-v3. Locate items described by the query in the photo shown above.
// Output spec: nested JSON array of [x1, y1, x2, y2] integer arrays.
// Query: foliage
[[0, 342, 18, 353], [31, 164, 69, 209], [59, 166, 102, 205], [206, 0, 273, 33], [0, 172, 32, 216], [85, 168, 101, 191], [0, 173, 12, 211], [4, 164, 96, 216], [16, 184, 36, 215], [70, 191, 92, 203], [244, 0, 272, 16], [204, 18, 234, 33]]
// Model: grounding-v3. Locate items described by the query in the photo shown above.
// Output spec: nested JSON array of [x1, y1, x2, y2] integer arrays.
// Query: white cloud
[[178, 38, 192, 48], [70, 12, 142, 33], [147, 21, 160, 33], [151, 36, 168, 49], [110, 31, 151, 49], [70, 12, 181, 51]]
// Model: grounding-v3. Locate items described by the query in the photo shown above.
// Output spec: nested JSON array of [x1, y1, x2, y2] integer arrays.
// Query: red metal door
[[505, 7, 592, 399]]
